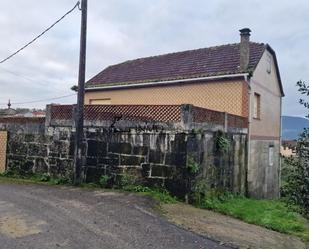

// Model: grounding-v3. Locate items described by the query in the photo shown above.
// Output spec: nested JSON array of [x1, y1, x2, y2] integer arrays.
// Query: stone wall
[[1, 104, 249, 198], [5, 124, 247, 198]]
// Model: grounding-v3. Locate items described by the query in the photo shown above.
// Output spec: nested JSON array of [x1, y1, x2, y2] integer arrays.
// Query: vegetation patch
[[195, 192, 309, 242]]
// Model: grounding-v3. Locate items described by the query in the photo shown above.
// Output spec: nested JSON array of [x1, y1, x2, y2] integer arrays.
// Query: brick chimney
[[239, 28, 251, 71]]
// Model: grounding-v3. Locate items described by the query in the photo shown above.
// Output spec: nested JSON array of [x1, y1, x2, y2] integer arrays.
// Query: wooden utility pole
[[73, 0, 87, 185]]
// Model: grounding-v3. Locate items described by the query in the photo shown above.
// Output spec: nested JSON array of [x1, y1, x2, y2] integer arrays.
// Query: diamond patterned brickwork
[[50, 104, 247, 129], [0, 131, 7, 173], [51, 105, 182, 122], [85, 80, 247, 117], [192, 106, 225, 125]]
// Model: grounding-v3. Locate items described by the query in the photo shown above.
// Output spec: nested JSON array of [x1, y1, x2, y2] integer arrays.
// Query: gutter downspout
[[245, 74, 252, 197]]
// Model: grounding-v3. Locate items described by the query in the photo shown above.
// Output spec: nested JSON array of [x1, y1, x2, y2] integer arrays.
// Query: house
[[281, 140, 297, 157], [85, 28, 284, 198]]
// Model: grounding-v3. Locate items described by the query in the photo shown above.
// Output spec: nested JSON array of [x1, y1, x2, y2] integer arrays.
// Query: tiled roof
[[86, 42, 266, 88]]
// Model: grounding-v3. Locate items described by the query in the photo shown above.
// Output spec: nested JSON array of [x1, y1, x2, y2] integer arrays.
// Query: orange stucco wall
[[85, 80, 247, 117]]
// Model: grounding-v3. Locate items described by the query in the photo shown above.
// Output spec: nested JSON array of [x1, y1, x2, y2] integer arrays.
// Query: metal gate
[[0, 131, 7, 173]]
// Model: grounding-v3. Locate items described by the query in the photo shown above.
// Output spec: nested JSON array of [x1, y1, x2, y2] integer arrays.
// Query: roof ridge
[[109, 42, 265, 68]]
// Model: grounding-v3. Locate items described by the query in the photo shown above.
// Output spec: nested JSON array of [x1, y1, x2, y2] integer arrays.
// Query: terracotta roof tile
[[86, 42, 266, 88]]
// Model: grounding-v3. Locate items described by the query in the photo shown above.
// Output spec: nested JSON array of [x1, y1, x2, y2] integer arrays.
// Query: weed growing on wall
[[215, 130, 230, 153]]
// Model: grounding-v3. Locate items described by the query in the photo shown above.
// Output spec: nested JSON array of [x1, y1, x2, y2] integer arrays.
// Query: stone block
[[85, 166, 105, 183], [122, 167, 143, 178], [86, 157, 98, 166], [109, 142, 132, 154], [120, 155, 145, 166], [28, 143, 47, 157], [149, 150, 164, 164], [9, 142, 27, 155], [133, 146, 149, 156], [35, 158, 48, 174], [106, 153, 120, 166], [24, 134, 35, 142], [172, 133, 187, 153], [165, 152, 186, 167], [141, 163, 150, 177], [20, 160, 34, 173], [187, 135, 200, 153], [150, 164, 173, 178]]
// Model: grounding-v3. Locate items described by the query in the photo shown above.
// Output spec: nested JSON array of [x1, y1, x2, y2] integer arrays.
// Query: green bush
[[99, 175, 110, 188], [50, 177, 70, 185], [281, 129, 309, 219], [39, 173, 50, 182], [116, 174, 136, 189]]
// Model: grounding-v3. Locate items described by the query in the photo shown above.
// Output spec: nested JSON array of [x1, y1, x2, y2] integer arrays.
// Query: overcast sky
[[0, 0, 308, 116]]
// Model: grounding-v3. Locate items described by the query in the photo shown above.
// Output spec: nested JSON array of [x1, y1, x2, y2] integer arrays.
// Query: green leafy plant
[[132, 185, 152, 192], [39, 173, 50, 182], [215, 131, 230, 153], [187, 156, 200, 174], [99, 175, 111, 188], [116, 173, 137, 189], [50, 177, 70, 185]]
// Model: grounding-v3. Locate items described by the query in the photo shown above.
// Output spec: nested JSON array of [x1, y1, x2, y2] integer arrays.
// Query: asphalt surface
[[0, 182, 230, 249]]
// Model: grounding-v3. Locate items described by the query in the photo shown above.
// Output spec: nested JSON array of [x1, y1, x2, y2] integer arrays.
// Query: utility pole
[[73, 0, 87, 185]]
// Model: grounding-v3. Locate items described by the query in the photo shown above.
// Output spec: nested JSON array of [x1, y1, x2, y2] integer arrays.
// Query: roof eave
[[85, 73, 249, 92]]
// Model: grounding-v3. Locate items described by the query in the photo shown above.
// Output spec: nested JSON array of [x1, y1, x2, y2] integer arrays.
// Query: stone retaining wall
[[6, 125, 247, 198], [2, 104, 248, 198]]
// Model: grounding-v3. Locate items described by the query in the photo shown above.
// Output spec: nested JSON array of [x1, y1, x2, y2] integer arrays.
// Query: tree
[[296, 80, 309, 117], [71, 85, 78, 92], [282, 81, 309, 218]]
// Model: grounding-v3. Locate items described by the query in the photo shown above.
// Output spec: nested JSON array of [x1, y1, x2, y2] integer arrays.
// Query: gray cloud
[[0, 0, 308, 116]]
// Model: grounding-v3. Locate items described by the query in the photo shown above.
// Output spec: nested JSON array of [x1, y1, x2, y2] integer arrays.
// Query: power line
[[0, 1, 80, 64], [0, 67, 44, 84], [0, 93, 76, 106], [0, 66, 76, 88]]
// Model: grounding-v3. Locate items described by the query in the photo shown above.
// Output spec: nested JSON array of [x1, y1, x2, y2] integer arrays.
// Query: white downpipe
[[85, 73, 249, 91]]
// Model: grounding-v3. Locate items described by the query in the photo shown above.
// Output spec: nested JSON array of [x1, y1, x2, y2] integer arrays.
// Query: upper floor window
[[266, 54, 272, 74], [253, 93, 261, 119]]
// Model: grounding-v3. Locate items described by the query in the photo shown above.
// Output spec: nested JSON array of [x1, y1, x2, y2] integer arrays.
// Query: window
[[266, 54, 272, 74], [89, 98, 111, 105], [269, 145, 274, 166], [253, 93, 261, 119]]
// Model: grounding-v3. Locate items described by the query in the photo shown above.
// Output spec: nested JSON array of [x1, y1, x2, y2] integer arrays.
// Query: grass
[[198, 193, 309, 242]]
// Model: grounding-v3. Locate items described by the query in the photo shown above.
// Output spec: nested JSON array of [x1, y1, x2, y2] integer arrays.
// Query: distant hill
[[282, 116, 309, 140]]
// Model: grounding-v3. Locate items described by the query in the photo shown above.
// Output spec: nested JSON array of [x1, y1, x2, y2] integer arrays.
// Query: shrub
[[116, 174, 137, 189], [99, 175, 110, 188], [40, 173, 50, 182], [281, 129, 309, 218]]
